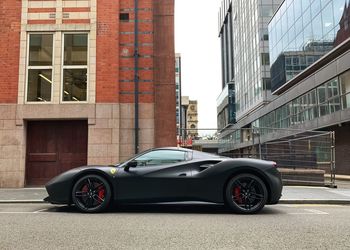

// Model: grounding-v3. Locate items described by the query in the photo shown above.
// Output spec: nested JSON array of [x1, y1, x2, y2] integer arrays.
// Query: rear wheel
[[72, 174, 111, 213], [225, 174, 268, 214]]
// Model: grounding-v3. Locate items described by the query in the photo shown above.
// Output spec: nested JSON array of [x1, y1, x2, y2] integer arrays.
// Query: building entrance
[[26, 120, 88, 186]]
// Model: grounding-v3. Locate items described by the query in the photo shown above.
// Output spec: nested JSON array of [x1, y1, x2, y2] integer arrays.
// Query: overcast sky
[[175, 0, 222, 135]]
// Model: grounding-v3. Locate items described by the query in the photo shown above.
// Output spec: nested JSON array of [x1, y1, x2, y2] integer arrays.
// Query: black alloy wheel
[[225, 174, 268, 214], [72, 174, 111, 213]]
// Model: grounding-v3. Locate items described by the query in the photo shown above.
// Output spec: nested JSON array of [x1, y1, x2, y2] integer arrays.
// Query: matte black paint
[[45, 148, 282, 206]]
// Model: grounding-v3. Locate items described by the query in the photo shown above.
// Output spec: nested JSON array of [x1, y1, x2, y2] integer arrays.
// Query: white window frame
[[25, 33, 55, 104], [61, 32, 89, 103]]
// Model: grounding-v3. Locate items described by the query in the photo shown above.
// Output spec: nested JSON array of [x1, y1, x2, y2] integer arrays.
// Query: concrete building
[[219, 0, 350, 175], [187, 100, 199, 138], [0, 0, 176, 187], [217, 0, 282, 129], [179, 97, 198, 146]]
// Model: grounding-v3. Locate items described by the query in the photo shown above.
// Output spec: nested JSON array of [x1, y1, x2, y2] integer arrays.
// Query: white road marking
[[281, 204, 342, 208], [33, 208, 49, 213], [0, 212, 35, 214], [0, 209, 50, 214], [289, 209, 329, 215]]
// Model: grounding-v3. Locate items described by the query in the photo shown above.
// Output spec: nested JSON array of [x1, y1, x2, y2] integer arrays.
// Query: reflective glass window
[[340, 70, 350, 109], [333, 0, 347, 25], [302, 0, 311, 13], [318, 84, 327, 103], [303, 7, 312, 27], [304, 23, 313, 42], [318, 84, 329, 116], [312, 13, 323, 40], [261, 53, 270, 65], [294, 0, 302, 20], [327, 78, 339, 98], [27, 34, 53, 102], [27, 69, 52, 102], [29, 34, 53, 66], [261, 5, 274, 17], [64, 34, 88, 65], [63, 69, 87, 102], [63, 33, 88, 102], [321, 0, 332, 9], [322, 2, 335, 35], [295, 16, 303, 36], [311, 0, 322, 17], [330, 97, 341, 113]]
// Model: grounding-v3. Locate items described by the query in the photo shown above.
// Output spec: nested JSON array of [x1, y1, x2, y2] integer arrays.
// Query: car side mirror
[[124, 160, 138, 171]]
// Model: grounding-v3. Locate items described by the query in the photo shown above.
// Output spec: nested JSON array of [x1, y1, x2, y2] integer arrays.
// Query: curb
[[279, 199, 350, 205], [1, 200, 350, 205]]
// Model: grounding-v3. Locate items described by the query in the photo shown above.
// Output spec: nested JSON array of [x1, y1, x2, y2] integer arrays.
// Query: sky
[[175, 0, 222, 135]]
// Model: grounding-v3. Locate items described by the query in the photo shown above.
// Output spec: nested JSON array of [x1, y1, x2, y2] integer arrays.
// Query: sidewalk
[[0, 186, 350, 204]]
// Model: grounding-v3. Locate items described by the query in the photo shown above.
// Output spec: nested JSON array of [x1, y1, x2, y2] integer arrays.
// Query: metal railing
[[181, 127, 336, 187]]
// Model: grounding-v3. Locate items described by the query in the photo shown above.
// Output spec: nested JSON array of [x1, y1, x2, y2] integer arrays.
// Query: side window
[[134, 150, 186, 166]]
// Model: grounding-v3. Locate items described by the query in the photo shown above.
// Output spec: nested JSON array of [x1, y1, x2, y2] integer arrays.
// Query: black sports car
[[44, 147, 282, 214]]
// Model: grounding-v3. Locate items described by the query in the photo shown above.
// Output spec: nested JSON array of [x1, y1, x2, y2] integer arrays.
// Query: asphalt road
[[0, 203, 349, 250]]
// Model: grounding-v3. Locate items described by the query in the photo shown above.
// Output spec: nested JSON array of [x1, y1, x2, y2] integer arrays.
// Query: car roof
[[151, 147, 192, 152]]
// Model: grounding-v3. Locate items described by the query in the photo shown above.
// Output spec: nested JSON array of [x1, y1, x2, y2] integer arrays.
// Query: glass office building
[[217, 83, 236, 129], [269, 0, 350, 92], [232, 0, 282, 119], [218, 0, 282, 124]]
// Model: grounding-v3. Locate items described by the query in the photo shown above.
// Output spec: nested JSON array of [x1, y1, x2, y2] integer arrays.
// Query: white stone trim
[[18, 0, 96, 104]]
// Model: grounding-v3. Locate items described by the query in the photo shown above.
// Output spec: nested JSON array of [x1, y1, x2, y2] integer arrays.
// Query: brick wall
[[119, 0, 155, 104], [153, 0, 177, 147], [96, 0, 120, 103], [0, 0, 21, 103]]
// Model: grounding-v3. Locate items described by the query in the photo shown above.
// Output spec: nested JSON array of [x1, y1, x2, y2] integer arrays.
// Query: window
[[27, 34, 53, 102], [340, 70, 350, 109], [317, 84, 329, 116], [263, 78, 271, 90], [261, 53, 270, 65], [120, 13, 129, 22], [63, 34, 88, 102], [133, 150, 187, 166]]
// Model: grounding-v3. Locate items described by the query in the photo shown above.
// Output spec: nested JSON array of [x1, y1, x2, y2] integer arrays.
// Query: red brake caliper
[[82, 185, 88, 193], [97, 186, 105, 203], [234, 186, 242, 204]]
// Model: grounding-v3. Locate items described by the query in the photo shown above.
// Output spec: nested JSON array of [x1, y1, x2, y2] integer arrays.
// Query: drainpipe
[[134, 0, 139, 154]]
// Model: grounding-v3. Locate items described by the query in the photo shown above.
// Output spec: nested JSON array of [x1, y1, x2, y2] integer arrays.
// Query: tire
[[72, 174, 112, 213], [225, 173, 268, 214]]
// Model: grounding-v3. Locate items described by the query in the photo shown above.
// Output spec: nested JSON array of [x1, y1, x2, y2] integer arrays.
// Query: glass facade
[[252, 69, 350, 134], [269, 0, 350, 92], [217, 83, 236, 129], [231, 0, 282, 120], [218, 1, 236, 126]]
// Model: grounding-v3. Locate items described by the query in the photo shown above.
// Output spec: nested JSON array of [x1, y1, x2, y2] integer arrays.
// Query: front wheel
[[225, 174, 268, 214], [72, 174, 111, 213]]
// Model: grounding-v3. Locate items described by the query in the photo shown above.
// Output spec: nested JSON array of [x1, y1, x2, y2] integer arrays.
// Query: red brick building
[[0, 0, 176, 187]]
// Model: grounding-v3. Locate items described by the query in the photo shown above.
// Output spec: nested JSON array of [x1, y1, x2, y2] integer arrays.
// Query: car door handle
[[178, 173, 187, 176]]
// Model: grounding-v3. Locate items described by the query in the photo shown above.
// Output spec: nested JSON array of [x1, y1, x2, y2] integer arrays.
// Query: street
[[1, 203, 350, 250]]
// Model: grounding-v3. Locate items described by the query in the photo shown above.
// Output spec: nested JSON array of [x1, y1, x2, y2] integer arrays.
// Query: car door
[[116, 149, 193, 202]]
